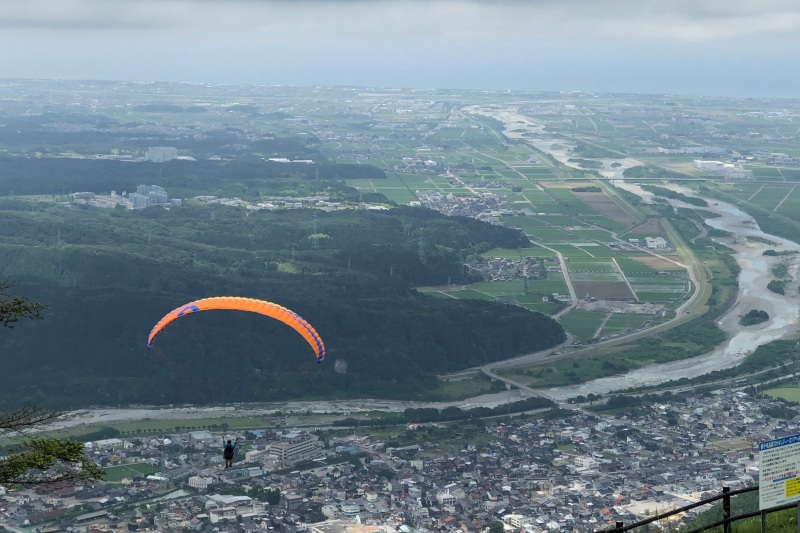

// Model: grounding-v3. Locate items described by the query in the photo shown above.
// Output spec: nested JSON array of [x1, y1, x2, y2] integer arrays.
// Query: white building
[[188, 476, 213, 490], [645, 237, 669, 249], [504, 514, 529, 528], [137, 184, 168, 206], [209, 507, 236, 523], [436, 488, 457, 506], [269, 432, 322, 467], [129, 185, 169, 209], [145, 147, 178, 163], [574, 455, 597, 468], [340, 503, 360, 516], [244, 448, 272, 462], [694, 160, 752, 180], [129, 193, 149, 209]]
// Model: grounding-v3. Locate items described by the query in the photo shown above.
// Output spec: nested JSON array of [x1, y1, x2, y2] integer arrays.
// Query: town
[[2, 388, 793, 533]]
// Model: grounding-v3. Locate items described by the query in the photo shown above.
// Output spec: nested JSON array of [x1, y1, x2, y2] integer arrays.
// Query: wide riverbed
[[542, 183, 800, 400]]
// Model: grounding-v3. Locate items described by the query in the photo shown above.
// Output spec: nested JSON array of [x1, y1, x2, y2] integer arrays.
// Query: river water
[[542, 183, 800, 400]]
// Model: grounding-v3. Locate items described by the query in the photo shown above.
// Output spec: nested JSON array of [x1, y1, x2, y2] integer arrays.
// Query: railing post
[[615, 521, 623, 532], [796, 501, 800, 533], [722, 486, 731, 533]]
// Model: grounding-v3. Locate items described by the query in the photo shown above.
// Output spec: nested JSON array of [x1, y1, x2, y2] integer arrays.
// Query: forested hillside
[[0, 199, 565, 408]]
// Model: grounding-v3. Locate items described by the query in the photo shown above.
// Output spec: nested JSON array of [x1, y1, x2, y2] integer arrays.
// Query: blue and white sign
[[758, 433, 800, 510]]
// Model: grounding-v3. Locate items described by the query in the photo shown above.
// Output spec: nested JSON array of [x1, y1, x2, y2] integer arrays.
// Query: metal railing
[[595, 485, 800, 533]]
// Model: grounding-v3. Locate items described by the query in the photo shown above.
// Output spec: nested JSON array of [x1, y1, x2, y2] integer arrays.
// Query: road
[[534, 243, 577, 317]]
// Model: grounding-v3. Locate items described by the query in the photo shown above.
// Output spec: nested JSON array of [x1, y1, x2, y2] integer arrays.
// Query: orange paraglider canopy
[[147, 296, 325, 363]]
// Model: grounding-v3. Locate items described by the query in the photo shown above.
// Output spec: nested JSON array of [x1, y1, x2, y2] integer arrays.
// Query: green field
[[567, 258, 624, 282], [432, 374, 504, 400], [765, 387, 800, 403], [599, 313, 654, 335], [519, 302, 565, 315], [416, 272, 570, 311], [103, 463, 162, 482], [749, 167, 783, 178], [446, 288, 498, 300], [482, 247, 555, 259], [558, 310, 610, 341]]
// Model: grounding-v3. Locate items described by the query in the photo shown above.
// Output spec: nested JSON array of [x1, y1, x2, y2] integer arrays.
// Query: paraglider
[[147, 296, 325, 363]]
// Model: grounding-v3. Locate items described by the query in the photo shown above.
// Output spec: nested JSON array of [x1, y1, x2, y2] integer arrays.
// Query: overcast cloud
[[0, 0, 798, 95], [3, 0, 800, 41]]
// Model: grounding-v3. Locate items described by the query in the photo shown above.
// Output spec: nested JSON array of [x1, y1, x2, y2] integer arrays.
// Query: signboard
[[758, 433, 800, 510]]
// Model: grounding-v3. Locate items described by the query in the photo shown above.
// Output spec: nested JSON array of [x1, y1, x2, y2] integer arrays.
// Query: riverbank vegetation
[[768, 280, 788, 295], [630, 339, 799, 394], [739, 309, 769, 326], [640, 184, 709, 207]]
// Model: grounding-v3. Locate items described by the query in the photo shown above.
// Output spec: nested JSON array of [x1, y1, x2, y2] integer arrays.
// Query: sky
[[1, 0, 799, 97]]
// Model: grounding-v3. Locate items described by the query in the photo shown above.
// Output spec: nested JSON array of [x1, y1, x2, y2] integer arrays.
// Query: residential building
[[145, 147, 178, 163], [270, 432, 321, 467], [188, 476, 212, 490]]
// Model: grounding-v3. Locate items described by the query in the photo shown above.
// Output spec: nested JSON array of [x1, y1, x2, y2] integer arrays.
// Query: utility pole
[[311, 213, 319, 250], [418, 228, 427, 264]]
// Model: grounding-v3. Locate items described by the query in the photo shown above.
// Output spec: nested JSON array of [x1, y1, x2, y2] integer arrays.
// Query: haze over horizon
[[1, 0, 798, 98]]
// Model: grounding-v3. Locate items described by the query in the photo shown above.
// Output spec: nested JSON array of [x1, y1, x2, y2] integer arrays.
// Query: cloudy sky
[[1, 0, 798, 96]]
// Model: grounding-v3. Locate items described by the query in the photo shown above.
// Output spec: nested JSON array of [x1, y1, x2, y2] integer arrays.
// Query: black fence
[[595, 485, 800, 533]]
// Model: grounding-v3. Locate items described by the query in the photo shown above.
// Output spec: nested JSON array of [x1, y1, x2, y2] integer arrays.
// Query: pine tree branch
[[0, 438, 104, 485], [0, 404, 61, 437], [0, 281, 47, 328]]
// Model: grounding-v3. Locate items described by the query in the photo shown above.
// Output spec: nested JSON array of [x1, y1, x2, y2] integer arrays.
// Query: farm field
[[749, 167, 783, 179], [482, 247, 556, 259], [327, 97, 714, 366], [775, 186, 800, 215], [416, 273, 570, 315], [572, 191, 637, 226], [599, 313, 654, 335], [620, 218, 666, 240], [749, 186, 797, 210], [567, 257, 624, 282], [558, 310, 610, 341]]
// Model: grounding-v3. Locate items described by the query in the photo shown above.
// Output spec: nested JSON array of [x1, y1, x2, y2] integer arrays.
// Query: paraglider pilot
[[223, 439, 237, 468]]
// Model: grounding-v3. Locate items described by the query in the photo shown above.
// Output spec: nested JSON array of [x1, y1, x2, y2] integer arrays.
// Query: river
[[541, 182, 800, 400]]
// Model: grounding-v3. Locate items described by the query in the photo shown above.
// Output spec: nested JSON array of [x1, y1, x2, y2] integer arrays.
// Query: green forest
[[0, 157, 387, 201], [0, 198, 565, 408]]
